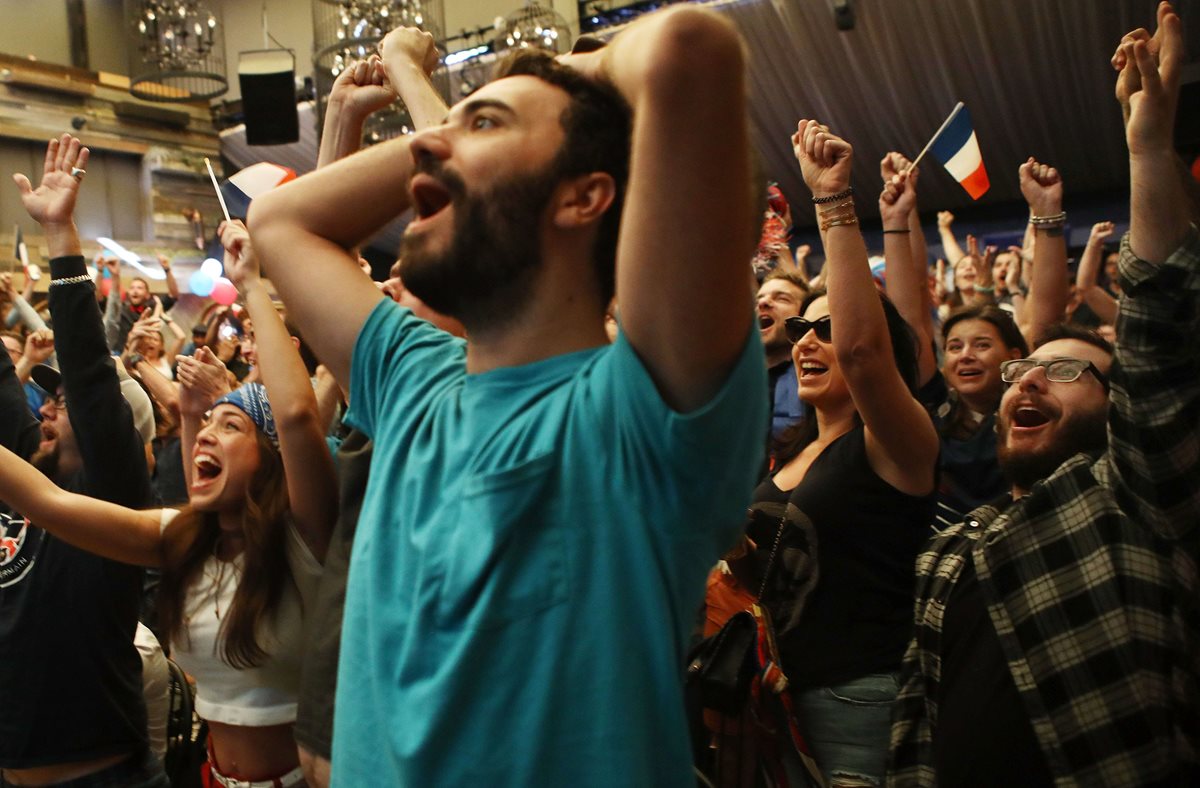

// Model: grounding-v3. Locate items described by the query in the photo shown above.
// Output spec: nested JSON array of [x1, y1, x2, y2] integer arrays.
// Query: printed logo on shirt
[[0, 512, 40, 587]]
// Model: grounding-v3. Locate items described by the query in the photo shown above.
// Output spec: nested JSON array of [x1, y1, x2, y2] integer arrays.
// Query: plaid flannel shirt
[[888, 227, 1200, 786]]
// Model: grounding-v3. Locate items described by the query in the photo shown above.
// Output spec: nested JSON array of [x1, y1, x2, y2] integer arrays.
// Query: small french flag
[[927, 103, 989, 200], [219, 162, 297, 219]]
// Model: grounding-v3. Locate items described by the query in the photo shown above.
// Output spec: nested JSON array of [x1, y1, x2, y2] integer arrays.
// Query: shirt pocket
[[436, 453, 568, 630]]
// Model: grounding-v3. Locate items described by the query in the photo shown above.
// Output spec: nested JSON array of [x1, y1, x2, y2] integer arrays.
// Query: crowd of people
[[0, 2, 1196, 787]]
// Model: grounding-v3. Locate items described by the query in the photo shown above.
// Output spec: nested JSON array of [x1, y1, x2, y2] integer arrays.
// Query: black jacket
[[0, 255, 153, 767]]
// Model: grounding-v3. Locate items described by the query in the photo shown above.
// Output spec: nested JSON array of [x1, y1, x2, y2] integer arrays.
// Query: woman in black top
[[731, 121, 939, 786]]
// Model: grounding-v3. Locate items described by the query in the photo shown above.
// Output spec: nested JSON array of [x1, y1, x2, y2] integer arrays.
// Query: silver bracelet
[[49, 274, 94, 287]]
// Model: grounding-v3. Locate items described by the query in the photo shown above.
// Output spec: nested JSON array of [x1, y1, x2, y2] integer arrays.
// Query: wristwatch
[[125, 352, 145, 370]]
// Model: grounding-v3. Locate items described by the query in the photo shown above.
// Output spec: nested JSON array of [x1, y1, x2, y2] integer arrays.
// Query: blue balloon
[[189, 271, 215, 297]]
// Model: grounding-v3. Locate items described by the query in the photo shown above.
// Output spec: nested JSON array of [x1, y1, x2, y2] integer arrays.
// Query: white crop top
[[161, 510, 323, 726]]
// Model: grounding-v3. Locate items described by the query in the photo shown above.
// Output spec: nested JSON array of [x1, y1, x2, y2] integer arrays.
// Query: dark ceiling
[[717, 0, 1200, 226]]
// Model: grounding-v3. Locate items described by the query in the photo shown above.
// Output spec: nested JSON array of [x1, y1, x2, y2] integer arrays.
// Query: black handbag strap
[[753, 515, 788, 601]]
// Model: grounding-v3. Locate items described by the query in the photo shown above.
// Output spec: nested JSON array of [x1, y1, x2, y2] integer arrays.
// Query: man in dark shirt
[[890, 7, 1198, 784], [0, 134, 165, 786]]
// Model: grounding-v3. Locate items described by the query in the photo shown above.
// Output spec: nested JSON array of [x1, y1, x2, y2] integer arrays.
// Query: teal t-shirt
[[333, 300, 766, 786]]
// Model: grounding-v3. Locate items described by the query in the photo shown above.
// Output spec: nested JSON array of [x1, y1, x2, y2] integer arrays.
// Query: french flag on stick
[[911, 102, 990, 200], [218, 162, 296, 219]]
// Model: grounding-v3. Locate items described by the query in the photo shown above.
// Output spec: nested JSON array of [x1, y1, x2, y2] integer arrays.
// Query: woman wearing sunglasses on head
[[0, 214, 336, 787], [718, 121, 939, 787]]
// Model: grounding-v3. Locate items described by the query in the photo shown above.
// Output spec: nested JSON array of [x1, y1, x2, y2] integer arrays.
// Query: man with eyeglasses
[[890, 4, 1199, 785]]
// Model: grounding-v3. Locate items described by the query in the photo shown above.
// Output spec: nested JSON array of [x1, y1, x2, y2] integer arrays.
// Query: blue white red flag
[[219, 162, 296, 219], [927, 103, 989, 200]]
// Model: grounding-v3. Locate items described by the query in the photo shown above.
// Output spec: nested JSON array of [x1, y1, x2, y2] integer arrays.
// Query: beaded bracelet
[[812, 187, 854, 205]]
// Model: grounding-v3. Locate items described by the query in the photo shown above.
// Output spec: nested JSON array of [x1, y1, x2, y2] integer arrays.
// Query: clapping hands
[[177, 347, 232, 418]]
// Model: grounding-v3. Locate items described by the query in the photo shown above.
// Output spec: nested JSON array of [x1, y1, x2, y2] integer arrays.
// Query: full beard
[[31, 444, 59, 479], [399, 160, 564, 336], [997, 401, 1108, 492]]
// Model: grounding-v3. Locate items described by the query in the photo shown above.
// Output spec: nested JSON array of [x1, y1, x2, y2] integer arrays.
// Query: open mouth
[[758, 314, 775, 330], [193, 453, 223, 486], [956, 368, 983, 380], [799, 362, 829, 379], [410, 176, 452, 221], [1012, 406, 1050, 429]]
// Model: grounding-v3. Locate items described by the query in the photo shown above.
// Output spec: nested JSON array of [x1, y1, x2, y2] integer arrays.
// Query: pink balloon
[[210, 277, 238, 306]]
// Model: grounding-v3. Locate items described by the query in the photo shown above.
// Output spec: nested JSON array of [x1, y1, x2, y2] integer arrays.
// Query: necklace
[[211, 553, 228, 620], [182, 541, 231, 630]]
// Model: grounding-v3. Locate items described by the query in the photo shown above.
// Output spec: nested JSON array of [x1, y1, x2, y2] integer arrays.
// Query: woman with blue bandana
[[0, 220, 337, 787]]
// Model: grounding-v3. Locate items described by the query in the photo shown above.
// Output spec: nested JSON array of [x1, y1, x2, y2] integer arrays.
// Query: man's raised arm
[[564, 7, 757, 412], [249, 122, 416, 388], [1108, 0, 1199, 539]]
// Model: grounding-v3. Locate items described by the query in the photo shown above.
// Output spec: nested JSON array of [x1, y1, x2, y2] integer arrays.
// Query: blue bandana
[[213, 383, 278, 449]]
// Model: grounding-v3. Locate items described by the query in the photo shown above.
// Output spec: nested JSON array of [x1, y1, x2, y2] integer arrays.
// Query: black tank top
[[750, 424, 936, 689]]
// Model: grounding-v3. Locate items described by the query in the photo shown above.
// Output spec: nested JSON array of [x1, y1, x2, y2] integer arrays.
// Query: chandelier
[[134, 1, 218, 71], [312, 0, 446, 148], [316, 0, 431, 77], [128, 0, 227, 101], [493, 2, 572, 55]]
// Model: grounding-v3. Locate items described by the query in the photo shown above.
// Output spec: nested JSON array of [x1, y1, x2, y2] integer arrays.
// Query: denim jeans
[[792, 673, 899, 787], [0, 750, 169, 788]]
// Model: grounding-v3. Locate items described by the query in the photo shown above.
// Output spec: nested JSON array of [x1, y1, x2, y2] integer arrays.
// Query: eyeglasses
[[785, 315, 832, 344], [999, 358, 1110, 392], [48, 395, 67, 410]]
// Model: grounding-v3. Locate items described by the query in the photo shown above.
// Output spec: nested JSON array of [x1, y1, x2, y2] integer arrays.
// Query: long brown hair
[[771, 289, 920, 466], [156, 429, 292, 669]]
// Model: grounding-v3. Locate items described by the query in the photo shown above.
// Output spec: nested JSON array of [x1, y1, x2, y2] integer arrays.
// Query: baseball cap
[[31, 358, 156, 444]]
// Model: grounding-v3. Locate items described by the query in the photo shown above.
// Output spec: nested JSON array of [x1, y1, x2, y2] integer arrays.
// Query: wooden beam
[[66, 0, 89, 71]]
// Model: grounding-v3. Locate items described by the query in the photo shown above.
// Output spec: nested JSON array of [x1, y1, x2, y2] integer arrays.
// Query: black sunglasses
[[785, 315, 832, 344], [999, 358, 1110, 392]]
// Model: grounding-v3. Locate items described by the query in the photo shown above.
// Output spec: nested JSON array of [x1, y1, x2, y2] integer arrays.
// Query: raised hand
[[879, 170, 918, 229], [0, 273, 13, 304], [24, 329, 55, 365], [12, 135, 89, 227], [1005, 247, 1026, 294], [934, 259, 947, 304], [1090, 221, 1116, 243], [379, 26, 440, 78], [1018, 157, 1063, 216], [880, 151, 916, 184], [218, 220, 260, 291], [328, 54, 395, 121], [176, 346, 232, 418], [1113, 1, 1183, 153], [125, 318, 161, 354], [792, 119, 853, 198], [937, 211, 954, 230], [978, 244, 998, 288]]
